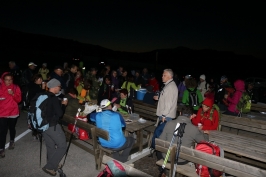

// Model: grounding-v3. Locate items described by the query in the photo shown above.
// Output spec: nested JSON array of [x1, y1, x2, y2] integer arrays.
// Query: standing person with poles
[[158, 106, 208, 176], [42, 78, 68, 176]]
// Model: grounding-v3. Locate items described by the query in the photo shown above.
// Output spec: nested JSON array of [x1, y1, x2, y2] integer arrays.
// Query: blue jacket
[[91, 110, 126, 148]]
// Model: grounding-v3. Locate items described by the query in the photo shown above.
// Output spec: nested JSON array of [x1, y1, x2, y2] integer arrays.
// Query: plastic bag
[[83, 103, 98, 115]]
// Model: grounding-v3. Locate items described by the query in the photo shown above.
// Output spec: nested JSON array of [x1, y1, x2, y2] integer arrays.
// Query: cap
[[42, 63, 47, 67], [220, 75, 227, 81], [100, 99, 111, 109], [200, 74, 206, 80], [119, 88, 128, 95], [47, 78, 61, 88], [54, 65, 64, 71], [28, 62, 37, 67], [202, 98, 213, 107]]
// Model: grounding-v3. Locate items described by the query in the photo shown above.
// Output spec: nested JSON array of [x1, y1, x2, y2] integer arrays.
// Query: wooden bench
[[155, 138, 266, 177], [220, 114, 266, 141], [100, 155, 152, 177], [251, 103, 266, 112]]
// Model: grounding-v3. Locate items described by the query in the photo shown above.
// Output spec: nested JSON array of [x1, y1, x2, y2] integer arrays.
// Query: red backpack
[[195, 141, 224, 177], [97, 159, 127, 177]]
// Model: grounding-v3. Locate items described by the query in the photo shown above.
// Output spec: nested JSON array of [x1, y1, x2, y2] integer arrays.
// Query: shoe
[[8, 141, 15, 150], [42, 167, 57, 176], [0, 150, 5, 158]]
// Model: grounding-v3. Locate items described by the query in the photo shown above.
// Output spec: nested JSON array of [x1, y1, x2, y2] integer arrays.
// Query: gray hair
[[164, 69, 173, 78]]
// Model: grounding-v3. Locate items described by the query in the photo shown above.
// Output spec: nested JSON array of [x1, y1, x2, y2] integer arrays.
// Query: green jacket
[[182, 87, 203, 111]]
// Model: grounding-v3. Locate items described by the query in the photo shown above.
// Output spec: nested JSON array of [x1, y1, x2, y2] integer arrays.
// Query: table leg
[[124, 130, 129, 137], [137, 130, 143, 152]]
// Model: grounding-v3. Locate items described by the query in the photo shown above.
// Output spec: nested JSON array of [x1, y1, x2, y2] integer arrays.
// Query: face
[[200, 78, 204, 82], [112, 71, 117, 77], [55, 69, 63, 76], [35, 78, 43, 85], [53, 85, 61, 94], [202, 104, 210, 112], [91, 70, 97, 75], [29, 65, 36, 70], [105, 78, 111, 85], [71, 66, 78, 74], [42, 65, 46, 68], [120, 93, 127, 99], [248, 84, 253, 90], [135, 72, 139, 77], [4, 76, 13, 86], [162, 71, 171, 83], [122, 71, 127, 77], [9, 63, 15, 69], [76, 71, 81, 78]]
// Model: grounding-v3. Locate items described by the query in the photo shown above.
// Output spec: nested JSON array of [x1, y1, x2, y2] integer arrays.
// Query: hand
[[224, 94, 228, 99], [41, 82, 46, 89], [191, 114, 196, 119], [62, 100, 68, 105], [161, 117, 166, 122], [8, 89, 13, 95], [153, 96, 159, 100], [198, 125, 203, 130], [114, 103, 121, 108], [204, 130, 209, 134]]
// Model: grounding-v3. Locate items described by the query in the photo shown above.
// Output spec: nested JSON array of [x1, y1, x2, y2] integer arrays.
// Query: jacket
[[182, 87, 203, 111], [0, 73, 21, 118], [156, 79, 178, 119], [64, 94, 84, 117], [227, 80, 245, 113]]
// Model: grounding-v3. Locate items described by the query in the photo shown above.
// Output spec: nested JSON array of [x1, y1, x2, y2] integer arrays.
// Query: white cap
[[200, 74, 206, 80], [28, 62, 37, 67], [100, 99, 111, 109]]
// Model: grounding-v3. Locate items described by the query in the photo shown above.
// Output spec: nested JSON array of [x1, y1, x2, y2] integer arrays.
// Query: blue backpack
[[28, 92, 52, 133]]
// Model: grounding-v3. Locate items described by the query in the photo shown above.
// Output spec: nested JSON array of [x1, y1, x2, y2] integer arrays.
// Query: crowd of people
[[0, 60, 261, 176]]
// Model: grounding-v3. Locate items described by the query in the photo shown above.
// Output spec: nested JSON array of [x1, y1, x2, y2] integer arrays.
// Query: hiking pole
[[172, 123, 186, 177], [158, 122, 181, 177], [39, 133, 42, 168], [58, 108, 81, 177]]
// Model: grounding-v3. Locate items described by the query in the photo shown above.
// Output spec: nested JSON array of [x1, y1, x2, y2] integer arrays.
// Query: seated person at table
[[158, 105, 208, 164], [90, 99, 135, 162], [64, 88, 84, 117], [191, 98, 220, 130], [113, 89, 134, 114]]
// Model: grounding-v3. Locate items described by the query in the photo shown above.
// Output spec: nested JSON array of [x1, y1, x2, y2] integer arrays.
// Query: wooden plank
[[62, 114, 96, 131], [156, 159, 198, 177], [155, 139, 266, 177], [221, 114, 266, 127], [102, 155, 153, 177], [220, 121, 266, 135]]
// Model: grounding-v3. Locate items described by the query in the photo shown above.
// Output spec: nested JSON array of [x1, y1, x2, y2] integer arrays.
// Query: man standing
[[50, 65, 66, 96], [63, 64, 78, 94], [90, 99, 134, 162], [86, 68, 100, 102], [153, 69, 178, 122], [8, 61, 22, 86], [41, 78, 68, 176]]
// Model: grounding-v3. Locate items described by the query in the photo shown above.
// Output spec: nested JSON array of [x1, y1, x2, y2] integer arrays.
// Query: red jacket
[[191, 107, 219, 130], [0, 81, 21, 118], [147, 78, 159, 92]]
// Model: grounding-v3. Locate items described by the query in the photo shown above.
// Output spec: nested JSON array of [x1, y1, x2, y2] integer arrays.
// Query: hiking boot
[[8, 141, 15, 150], [42, 167, 57, 176], [0, 150, 5, 158]]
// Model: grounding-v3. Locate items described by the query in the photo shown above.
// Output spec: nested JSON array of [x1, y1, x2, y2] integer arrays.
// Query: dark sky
[[1, 1, 265, 59]]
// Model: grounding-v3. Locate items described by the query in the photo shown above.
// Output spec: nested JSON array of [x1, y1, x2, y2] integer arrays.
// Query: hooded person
[[191, 98, 220, 130], [197, 74, 208, 99], [223, 79, 245, 116]]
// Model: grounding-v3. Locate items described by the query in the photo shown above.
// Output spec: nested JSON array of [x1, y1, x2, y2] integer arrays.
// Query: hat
[[54, 65, 64, 70], [146, 85, 153, 92], [28, 62, 37, 67], [202, 98, 213, 107], [200, 74, 206, 80], [42, 63, 47, 67], [185, 75, 191, 79], [119, 88, 128, 95], [100, 99, 111, 109], [47, 78, 61, 88], [220, 75, 227, 81]]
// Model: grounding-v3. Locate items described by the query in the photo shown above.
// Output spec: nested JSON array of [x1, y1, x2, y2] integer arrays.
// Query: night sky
[[1, 1, 265, 59]]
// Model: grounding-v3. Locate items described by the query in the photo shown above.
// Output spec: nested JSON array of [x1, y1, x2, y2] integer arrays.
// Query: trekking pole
[[158, 122, 182, 177], [171, 123, 186, 177], [39, 133, 42, 168]]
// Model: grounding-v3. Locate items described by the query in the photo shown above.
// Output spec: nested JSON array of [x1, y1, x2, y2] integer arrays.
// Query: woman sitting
[[191, 98, 220, 130]]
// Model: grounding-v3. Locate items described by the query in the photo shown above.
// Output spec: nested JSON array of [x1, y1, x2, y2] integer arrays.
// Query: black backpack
[[187, 87, 199, 107]]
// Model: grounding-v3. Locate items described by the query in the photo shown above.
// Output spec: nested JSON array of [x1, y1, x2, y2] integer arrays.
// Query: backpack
[[237, 92, 251, 114], [195, 141, 224, 177], [28, 92, 52, 133], [187, 88, 200, 107], [97, 159, 127, 177]]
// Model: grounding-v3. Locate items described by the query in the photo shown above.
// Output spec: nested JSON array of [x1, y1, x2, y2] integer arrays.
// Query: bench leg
[[98, 149, 104, 170], [147, 132, 153, 148]]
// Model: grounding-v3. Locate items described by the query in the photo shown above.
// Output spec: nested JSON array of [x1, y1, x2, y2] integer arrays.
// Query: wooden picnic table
[[209, 130, 266, 169], [122, 114, 155, 152], [243, 111, 266, 121]]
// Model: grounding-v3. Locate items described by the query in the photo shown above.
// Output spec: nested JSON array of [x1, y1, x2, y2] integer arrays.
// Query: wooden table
[[122, 114, 155, 152], [243, 111, 266, 121], [209, 130, 266, 168]]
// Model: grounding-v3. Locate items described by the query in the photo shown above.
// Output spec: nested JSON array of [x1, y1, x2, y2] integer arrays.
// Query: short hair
[[185, 77, 197, 88], [68, 88, 78, 95], [84, 79, 92, 90], [181, 105, 194, 117], [32, 74, 43, 82], [164, 69, 173, 78], [70, 64, 77, 69]]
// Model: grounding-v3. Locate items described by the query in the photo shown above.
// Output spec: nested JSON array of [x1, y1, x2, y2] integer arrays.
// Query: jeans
[[0, 117, 18, 149], [42, 124, 67, 170]]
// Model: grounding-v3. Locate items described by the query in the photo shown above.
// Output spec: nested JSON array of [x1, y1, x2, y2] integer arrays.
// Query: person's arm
[[121, 81, 126, 89], [118, 113, 126, 127], [191, 109, 202, 126], [197, 90, 203, 104], [182, 90, 189, 104], [90, 112, 97, 122], [13, 85, 22, 103], [130, 82, 140, 90], [202, 110, 219, 130]]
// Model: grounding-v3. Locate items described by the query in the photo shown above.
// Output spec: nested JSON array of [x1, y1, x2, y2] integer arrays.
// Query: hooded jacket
[[0, 72, 22, 118], [227, 79, 245, 113], [191, 98, 219, 130]]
